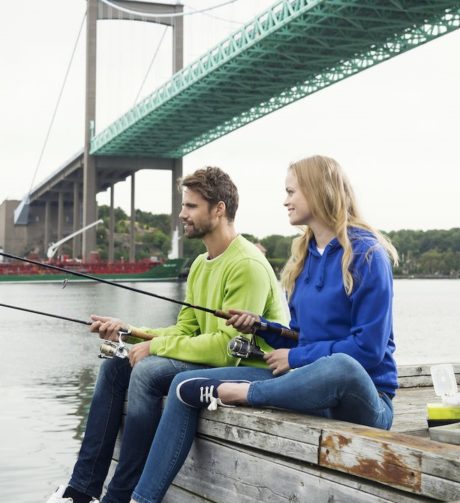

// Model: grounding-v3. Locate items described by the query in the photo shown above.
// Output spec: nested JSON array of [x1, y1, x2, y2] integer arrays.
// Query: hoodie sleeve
[[255, 315, 298, 349], [126, 261, 202, 341], [288, 246, 393, 369]]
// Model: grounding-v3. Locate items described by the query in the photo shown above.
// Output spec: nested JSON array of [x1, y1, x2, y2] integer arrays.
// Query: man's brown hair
[[180, 167, 239, 222]]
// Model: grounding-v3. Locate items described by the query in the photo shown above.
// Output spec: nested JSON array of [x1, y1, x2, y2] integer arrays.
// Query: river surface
[[0, 279, 458, 502]]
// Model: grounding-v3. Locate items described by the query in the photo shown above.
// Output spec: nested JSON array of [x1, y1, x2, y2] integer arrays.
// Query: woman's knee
[[321, 353, 365, 384], [312, 353, 365, 382], [170, 369, 202, 388]]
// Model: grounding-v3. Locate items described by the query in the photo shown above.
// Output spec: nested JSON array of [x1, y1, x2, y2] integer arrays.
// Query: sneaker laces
[[200, 384, 221, 411]]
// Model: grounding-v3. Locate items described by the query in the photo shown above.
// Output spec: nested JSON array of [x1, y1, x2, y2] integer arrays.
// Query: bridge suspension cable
[[185, 4, 244, 25], [134, 25, 169, 105], [99, 0, 239, 19], [27, 10, 87, 196]]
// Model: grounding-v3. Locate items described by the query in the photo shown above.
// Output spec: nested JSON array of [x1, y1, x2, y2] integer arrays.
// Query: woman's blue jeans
[[68, 355, 207, 503], [132, 353, 394, 503]]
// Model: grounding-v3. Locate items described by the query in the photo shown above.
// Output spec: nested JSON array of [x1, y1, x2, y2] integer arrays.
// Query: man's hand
[[90, 314, 129, 342], [128, 341, 151, 367], [225, 309, 261, 334], [264, 349, 291, 376]]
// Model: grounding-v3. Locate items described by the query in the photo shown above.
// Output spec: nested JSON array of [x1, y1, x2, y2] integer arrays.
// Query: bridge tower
[[83, 0, 183, 261]]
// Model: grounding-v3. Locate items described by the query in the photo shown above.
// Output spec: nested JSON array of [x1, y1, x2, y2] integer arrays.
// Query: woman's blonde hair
[[280, 155, 398, 298]]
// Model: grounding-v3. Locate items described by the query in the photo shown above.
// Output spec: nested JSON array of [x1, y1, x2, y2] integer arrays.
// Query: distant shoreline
[[394, 275, 460, 279]]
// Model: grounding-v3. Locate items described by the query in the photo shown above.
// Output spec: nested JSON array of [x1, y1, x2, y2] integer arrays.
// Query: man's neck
[[203, 224, 238, 259]]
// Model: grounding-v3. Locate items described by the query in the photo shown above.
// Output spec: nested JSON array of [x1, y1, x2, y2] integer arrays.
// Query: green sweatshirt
[[132, 235, 287, 368]]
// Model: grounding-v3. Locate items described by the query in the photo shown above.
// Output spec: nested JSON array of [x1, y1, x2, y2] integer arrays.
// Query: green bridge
[[91, 0, 460, 158]]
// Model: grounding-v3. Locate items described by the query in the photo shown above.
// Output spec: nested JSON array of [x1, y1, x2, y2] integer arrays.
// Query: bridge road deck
[[107, 364, 460, 502]]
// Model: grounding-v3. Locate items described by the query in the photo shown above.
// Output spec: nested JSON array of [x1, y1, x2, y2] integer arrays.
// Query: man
[[47, 167, 287, 503]]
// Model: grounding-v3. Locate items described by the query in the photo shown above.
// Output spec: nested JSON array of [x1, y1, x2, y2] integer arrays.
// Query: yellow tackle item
[[427, 402, 460, 421], [427, 364, 460, 428]]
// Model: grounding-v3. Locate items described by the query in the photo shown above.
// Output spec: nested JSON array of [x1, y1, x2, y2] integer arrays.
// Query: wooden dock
[[108, 364, 460, 502]]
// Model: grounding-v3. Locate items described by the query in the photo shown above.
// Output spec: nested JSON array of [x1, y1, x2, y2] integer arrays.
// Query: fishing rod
[[0, 302, 153, 341], [0, 251, 299, 341], [0, 302, 91, 327], [0, 302, 154, 360]]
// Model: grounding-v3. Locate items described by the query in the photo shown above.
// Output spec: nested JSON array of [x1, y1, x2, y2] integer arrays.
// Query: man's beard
[[183, 221, 213, 239]]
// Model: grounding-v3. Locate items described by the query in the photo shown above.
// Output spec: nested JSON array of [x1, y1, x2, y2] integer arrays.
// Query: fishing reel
[[99, 331, 129, 359], [228, 335, 265, 360]]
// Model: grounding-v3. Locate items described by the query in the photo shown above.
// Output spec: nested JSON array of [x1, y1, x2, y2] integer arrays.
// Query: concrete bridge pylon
[[83, 0, 184, 261]]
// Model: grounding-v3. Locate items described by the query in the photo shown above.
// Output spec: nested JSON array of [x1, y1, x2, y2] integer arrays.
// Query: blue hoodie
[[259, 228, 398, 396]]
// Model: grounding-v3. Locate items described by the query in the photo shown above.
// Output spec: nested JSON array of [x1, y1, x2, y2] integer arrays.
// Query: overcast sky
[[1, 0, 459, 239]]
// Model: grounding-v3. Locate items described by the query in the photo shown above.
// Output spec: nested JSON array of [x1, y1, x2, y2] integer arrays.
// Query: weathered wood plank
[[421, 473, 460, 503], [320, 428, 422, 492], [392, 387, 437, 433], [163, 485, 214, 502], [201, 405, 322, 445], [397, 364, 460, 378], [199, 406, 322, 464], [199, 417, 319, 464], [397, 364, 460, 388], [167, 437, 434, 502], [319, 423, 460, 499]]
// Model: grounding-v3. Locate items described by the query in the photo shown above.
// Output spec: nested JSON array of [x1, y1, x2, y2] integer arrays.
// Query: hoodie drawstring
[[316, 252, 328, 290]]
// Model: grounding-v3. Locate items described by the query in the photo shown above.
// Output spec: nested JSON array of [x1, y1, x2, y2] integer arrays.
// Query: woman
[[130, 155, 399, 503]]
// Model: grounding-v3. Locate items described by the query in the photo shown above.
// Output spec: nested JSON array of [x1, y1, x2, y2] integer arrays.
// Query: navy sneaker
[[176, 377, 249, 411]]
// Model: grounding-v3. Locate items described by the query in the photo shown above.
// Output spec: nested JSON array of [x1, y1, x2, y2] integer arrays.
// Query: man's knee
[[98, 355, 130, 382], [93, 356, 132, 398], [130, 356, 179, 393]]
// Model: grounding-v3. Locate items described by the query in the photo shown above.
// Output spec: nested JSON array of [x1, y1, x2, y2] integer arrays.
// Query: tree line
[[96, 206, 460, 278]]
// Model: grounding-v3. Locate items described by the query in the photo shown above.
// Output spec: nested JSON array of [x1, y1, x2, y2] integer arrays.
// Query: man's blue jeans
[[132, 353, 394, 503], [68, 355, 207, 503]]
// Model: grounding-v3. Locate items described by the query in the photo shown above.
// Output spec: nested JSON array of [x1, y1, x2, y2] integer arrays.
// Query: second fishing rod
[[0, 251, 299, 341], [0, 301, 275, 361]]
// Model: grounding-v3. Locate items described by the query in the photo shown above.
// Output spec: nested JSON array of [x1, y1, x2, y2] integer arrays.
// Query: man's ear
[[215, 201, 226, 217]]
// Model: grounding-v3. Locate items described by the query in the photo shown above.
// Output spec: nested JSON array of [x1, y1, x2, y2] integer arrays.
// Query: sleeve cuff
[[149, 337, 163, 355], [288, 346, 307, 368]]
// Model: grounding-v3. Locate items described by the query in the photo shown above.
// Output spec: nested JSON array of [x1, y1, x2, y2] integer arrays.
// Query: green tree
[[98, 205, 128, 222], [241, 233, 258, 243], [135, 210, 171, 235], [139, 229, 171, 257], [183, 238, 206, 261], [260, 234, 285, 258]]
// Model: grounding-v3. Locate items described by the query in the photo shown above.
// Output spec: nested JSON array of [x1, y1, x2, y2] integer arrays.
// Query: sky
[[1, 0, 459, 239]]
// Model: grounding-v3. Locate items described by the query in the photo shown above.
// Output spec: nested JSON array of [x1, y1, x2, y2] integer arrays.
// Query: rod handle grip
[[276, 327, 299, 341], [214, 310, 299, 341], [120, 328, 156, 341], [214, 309, 232, 320]]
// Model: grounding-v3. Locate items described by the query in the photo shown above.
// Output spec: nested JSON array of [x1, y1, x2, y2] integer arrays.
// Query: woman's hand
[[225, 309, 261, 334], [90, 314, 129, 342], [264, 349, 291, 376], [128, 341, 151, 367]]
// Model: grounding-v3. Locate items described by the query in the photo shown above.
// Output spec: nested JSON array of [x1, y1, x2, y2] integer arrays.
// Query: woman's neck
[[310, 223, 336, 249]]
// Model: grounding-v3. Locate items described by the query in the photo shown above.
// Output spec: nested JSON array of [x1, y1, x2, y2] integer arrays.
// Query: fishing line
[[0, 252, 298, 340]]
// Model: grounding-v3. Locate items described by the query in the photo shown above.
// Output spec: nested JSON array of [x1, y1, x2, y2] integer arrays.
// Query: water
[[0, 281, 186, 502], [0, 279, 458, 501]]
